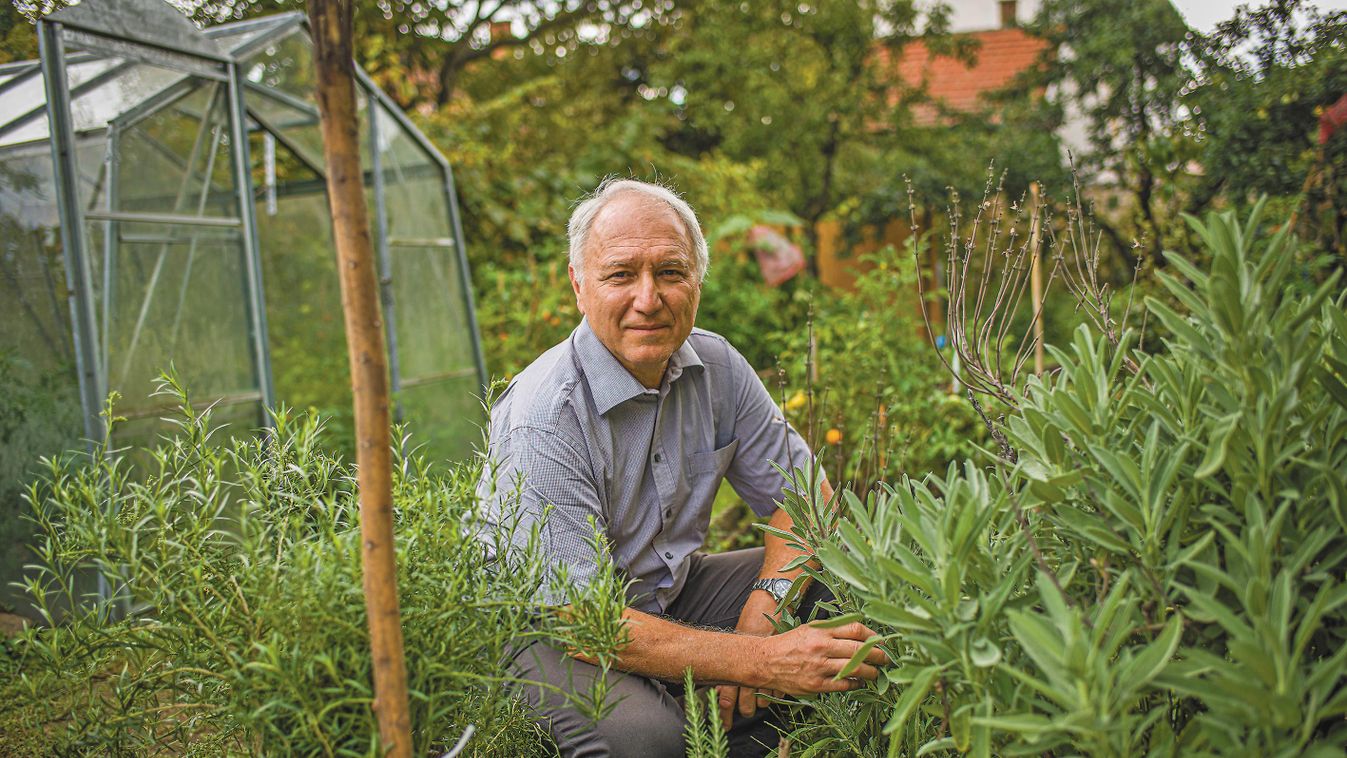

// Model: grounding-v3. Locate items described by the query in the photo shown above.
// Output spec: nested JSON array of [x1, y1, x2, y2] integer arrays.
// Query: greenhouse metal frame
[[0, 0, 486, 446], [0, 0, 487, 614]]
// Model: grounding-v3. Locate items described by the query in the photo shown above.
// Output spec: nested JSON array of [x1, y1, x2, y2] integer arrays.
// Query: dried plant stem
[[967, 390, 1016, 465]]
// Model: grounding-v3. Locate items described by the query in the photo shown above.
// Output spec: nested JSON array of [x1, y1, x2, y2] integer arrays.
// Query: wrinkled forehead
[[586, 192, 692, 262]]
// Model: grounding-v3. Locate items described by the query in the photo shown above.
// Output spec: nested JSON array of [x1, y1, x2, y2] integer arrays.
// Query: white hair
[[566, 177, 710, 283]]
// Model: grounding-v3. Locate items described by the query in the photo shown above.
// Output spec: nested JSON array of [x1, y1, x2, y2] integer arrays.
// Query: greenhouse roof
[[0, 9, 310, 150], [50, 0, 227, 60]]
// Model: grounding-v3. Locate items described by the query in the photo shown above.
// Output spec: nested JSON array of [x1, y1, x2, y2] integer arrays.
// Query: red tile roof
[[884, 28, 1049, 125]]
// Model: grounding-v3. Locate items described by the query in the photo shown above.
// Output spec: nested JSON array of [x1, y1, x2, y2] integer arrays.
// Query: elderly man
[[479, 178, 886, 757]]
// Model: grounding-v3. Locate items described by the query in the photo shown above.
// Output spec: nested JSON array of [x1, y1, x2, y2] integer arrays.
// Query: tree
[[1024, 0, 1196, 264], [184, 0, 662, 108], [645, 0, 965, 260], [1, 2, 40, 62], [1188, 0, 1347, 252], [307, 0, 412, 753]]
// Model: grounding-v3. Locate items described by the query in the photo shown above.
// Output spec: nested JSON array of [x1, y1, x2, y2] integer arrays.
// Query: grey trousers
[[508, 548, 830, 758]]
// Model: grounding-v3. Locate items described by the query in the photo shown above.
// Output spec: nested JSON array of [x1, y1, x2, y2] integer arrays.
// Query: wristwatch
[[750, 577, 794, 605]]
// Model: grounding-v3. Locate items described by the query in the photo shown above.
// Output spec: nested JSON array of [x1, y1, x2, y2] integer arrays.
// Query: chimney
[[999, 0, 1018, 28]]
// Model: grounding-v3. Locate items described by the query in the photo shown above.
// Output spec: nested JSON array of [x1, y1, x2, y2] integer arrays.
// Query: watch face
[[755, 577, 792, 600]]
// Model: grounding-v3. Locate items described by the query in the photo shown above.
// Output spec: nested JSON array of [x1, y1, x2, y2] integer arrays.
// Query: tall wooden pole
[[307, 1, 413, 755], [1029, 182, 1045, 377]]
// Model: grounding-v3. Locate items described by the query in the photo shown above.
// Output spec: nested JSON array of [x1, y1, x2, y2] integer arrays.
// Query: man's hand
[[718, 615, 889, 729], [718, 589, 784, 728], [753, 620, 888, 694]]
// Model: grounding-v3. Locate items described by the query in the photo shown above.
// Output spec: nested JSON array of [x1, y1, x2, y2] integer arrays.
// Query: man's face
[[570, 192, 701, 388]]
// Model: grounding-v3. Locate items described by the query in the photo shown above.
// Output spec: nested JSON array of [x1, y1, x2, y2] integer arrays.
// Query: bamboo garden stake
[[1029, 182, 1045, 376], [307, 0, 413, 754]]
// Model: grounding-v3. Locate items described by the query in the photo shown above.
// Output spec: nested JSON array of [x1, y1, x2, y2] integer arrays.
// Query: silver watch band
[[750, 577, 793, 603]]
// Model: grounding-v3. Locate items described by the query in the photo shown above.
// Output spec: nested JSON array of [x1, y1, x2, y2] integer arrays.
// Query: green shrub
[[2, 382, 626, 756], [774, 203, 1347, 755], [772, 243, 985, 487]]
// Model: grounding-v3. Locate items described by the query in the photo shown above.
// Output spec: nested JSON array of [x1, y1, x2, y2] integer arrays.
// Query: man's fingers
[[823, 636, 890, 666], [831, 662, 880, 681], [824, 621, 881, 642], [717, 684, 736, 730], [737, 684, 757, 718]]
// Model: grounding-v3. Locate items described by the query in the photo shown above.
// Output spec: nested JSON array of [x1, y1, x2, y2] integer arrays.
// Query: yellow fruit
[[825, 428, 842, 445], [785, 390, 807, 411]]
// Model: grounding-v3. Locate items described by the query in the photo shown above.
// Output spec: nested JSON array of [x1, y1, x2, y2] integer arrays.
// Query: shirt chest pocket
[[687, 438, 739, 478]]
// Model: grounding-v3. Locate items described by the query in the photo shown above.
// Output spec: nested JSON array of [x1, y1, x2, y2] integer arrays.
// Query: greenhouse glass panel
[[0, 142, 83, 618], [85, 221, 260, 415], [399, 375, 482, 461], [252, 142, 354, 451], [0, 57, 133, 148], [373, 103, 482, 460], [240, 29, 367, 174], [390, 243, 477, 379], [109, 82, 240, 217], [205, 15, 295, 55], [0, 72, 52, 146], [374, 105, 450, 240], [65, 72, 239, 218]]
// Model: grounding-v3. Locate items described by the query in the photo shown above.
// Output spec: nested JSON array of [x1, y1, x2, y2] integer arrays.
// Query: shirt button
[[664, 552, 673, 559], [653, 453, 662, 463]]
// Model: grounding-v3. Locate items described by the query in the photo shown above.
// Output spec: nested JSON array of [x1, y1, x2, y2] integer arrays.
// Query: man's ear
[[568, 263, 585, 314]]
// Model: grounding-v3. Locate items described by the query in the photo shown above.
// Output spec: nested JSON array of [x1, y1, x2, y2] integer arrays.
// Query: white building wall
[[919, 0, 1043, 33]]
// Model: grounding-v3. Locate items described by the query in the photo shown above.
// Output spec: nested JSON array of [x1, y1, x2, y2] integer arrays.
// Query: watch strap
[[750, 577, 793, 603]]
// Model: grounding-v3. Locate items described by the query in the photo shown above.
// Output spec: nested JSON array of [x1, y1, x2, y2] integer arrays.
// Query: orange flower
[[825, 428, 842, 445]]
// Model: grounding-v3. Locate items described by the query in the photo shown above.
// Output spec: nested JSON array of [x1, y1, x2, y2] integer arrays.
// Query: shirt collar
[[573, 318, 704, 415]]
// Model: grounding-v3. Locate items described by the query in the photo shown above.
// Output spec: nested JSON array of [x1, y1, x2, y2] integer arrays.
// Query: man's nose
[[633, 272, 663, 314]]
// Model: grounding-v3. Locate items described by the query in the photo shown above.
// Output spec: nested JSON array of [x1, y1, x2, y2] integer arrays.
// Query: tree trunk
[[307, 1, 413, 755]]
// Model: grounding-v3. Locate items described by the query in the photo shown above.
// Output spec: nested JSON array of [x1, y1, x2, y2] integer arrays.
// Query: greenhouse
[[0, 0, 486, 616]]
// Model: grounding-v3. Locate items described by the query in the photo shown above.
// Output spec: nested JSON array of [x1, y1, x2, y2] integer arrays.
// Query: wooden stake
[[307, 1, 413, 755], [1029, 182, 1045, 377]]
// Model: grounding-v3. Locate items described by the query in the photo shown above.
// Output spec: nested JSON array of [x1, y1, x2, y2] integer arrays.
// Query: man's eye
[[607, 271, 631, 280], [661, 269, 686, 278]]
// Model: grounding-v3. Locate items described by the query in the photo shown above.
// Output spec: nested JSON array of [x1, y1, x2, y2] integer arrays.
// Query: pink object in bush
[[747, 225, 805, 286], [1320, 93, 1347, 145]]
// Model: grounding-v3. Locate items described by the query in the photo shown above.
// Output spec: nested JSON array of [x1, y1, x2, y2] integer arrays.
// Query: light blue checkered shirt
[[477, 318, 813, 613]]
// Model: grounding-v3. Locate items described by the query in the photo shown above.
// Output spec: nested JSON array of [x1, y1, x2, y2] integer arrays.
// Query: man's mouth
[[626, 324, 670, 331]]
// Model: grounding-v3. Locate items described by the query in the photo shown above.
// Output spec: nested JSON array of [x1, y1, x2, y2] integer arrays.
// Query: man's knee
[[510, 642, 684, 758], [581, 696, 684, 758]]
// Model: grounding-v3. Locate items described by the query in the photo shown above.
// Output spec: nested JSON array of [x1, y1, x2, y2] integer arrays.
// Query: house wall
[[922, 0, 1043, 33]]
